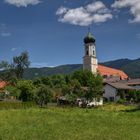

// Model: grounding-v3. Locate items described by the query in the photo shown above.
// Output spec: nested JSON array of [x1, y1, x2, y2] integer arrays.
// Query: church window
[[86, 50, 88, 55], [93, 50, 95, 55]]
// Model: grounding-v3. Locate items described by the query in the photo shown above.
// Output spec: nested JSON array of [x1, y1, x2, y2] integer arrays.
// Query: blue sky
[[0, 0, 140, 67]]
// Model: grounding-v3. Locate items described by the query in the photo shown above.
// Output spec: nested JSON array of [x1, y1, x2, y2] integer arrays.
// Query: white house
[[103, 79, 140, 102]]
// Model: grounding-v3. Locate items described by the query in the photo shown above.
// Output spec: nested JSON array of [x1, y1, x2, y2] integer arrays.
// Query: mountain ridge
[[23, 58, 140, 79]]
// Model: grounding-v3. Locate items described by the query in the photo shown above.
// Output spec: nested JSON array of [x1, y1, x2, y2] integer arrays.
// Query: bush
[[117, 98, 126, 104], [17, 80, 35, 102], [34, 84, 53, 107]]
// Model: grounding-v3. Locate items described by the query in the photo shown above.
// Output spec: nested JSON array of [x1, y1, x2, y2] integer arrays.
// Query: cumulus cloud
[[5, 0, 41, 7], [56, 1, 113, 26], [112, 0, 140, 23]]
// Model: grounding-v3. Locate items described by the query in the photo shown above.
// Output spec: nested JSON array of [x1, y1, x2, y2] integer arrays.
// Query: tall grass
[[0, 105, 140, 140], [0, 101, 36, 110]]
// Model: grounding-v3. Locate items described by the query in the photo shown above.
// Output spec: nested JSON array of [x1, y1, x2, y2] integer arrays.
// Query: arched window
[[93, 50, 95, 55], [86, 50, 88, 55]]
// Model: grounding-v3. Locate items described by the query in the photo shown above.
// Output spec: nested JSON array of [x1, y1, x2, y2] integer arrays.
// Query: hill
[[101, 58, 140, 78], [23, 58, 140, 79], [23, 64, 82, 79]]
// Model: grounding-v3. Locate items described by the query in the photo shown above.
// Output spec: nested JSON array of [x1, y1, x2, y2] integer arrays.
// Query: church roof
[[97, 65, 128, 80]]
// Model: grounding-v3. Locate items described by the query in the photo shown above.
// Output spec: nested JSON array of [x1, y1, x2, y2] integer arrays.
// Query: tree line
[[0, 51, 103, 107]]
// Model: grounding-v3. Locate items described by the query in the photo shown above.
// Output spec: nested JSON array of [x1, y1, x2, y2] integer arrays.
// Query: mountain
[[101, 59, 132, 69], [101, 58, 140, 78], [23, 64, 82, 79], [22, 58, 140, 79]]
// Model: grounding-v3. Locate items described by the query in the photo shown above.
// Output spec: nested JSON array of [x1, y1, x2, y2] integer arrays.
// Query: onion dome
[[84, 32, 95, 44]]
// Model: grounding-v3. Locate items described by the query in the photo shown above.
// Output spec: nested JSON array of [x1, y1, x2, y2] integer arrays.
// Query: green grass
[[0, 101, 36, 110], [0, 104, 140, 140]]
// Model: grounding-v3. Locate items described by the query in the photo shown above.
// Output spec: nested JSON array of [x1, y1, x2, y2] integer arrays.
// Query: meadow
[[0, 104, 140, 140]]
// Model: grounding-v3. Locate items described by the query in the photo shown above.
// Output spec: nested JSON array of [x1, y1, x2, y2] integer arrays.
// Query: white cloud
[[11, 47, 17, 52], [0, 24, 11, 37], [31, 62, 56, 68], [112, 0, 140, 23], [56, 1, 113, 26], [136, 33, 140, 39], [86, 1, 106, 13], [5, 0, 41, 7], [56, 7, 68, 15], [31, 62, 49, 68], [1, 32, 11, 37]]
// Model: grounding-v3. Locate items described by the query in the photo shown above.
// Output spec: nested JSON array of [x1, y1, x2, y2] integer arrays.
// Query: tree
[[86, 74, 103, 100], [65, 75, 71, 85], [136, 90, 140, 102], [5, 86, 21, 99], [62, 85, 73, 96], [0, 61, 16, 81], [17, 80, 35, 102], [34, 84, 52, 107], [50, 74, 66, 88], [40, 77, 53, 87], [128, 90, 140, 103], [12, 51, 30, 79], [72, 70, 103, 100], [65, 93, 77, 106], [0, 61, 10, 70], [72, 70, 94, 86], [33, 77, 42, 87], [0, 51, 30, 81], [70, 79, 84, 97]]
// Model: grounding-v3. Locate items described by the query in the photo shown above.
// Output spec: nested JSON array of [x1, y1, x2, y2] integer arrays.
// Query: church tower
[[83, 31, 98, 74]]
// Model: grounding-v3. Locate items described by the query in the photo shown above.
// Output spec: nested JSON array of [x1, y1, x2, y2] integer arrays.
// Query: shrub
[[17, 80, 35, 102], [34, 84, 52, 107], [117, 98, 126, 104]]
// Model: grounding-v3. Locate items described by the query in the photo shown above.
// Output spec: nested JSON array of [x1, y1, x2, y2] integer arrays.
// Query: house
[[103, 79, 140, 102], [0, 81, 7, 93]]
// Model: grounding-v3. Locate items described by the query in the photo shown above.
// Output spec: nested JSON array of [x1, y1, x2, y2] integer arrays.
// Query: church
[[82, 31, 140, 102], [83, 31, 128, 81]]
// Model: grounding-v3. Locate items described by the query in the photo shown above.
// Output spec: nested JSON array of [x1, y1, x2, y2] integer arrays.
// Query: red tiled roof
[[0, 81, 7, 89], [97, 65, 128, 80]]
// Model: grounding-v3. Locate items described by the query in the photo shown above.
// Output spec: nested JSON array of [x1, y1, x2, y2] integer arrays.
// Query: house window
[[110, 97, 114, 102]]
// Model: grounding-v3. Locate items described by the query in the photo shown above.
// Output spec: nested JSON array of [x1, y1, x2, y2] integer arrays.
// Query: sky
[[0, 0, 140, 67]]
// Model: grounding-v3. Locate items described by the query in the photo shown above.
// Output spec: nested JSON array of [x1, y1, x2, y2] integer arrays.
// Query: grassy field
[[0, 104, 140, 140]]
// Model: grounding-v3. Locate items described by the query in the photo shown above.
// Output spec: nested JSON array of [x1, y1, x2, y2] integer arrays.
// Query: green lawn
[[0, 104, 140, 140]]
